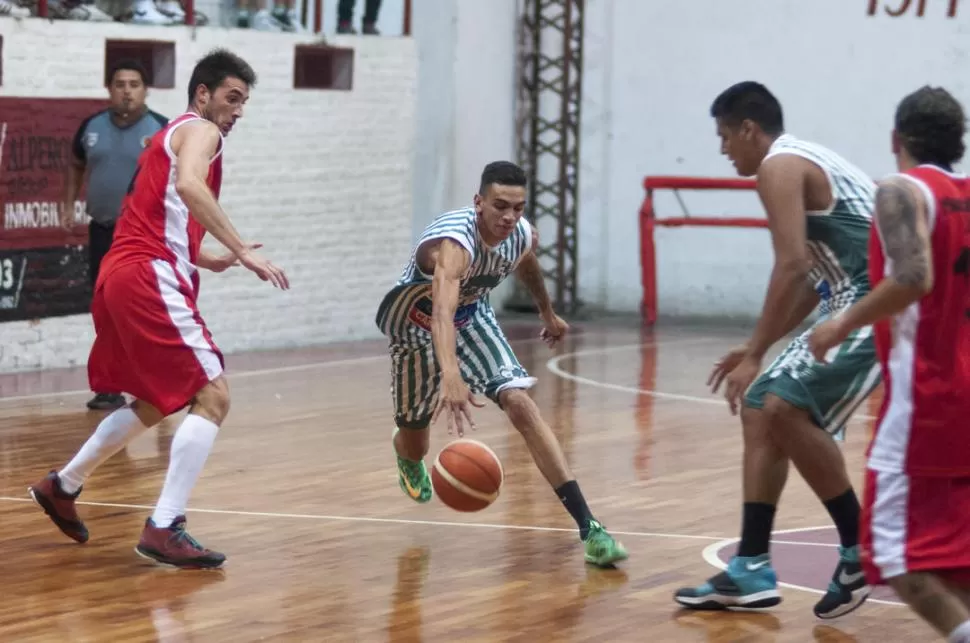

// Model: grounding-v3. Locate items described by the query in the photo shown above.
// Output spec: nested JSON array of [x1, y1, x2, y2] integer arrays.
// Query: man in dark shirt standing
[[63, 59, 168, 411]]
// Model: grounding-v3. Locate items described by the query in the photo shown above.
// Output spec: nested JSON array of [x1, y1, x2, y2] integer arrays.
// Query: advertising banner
[[0, 97, 107, 321]]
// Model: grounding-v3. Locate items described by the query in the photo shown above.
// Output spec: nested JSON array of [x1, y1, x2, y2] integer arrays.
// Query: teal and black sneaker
[[674, 554, 782, 610], [813, 545, 870, 619]]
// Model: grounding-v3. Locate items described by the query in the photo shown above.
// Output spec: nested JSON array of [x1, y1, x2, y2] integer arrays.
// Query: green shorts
[[744, 320, 881, 438], [388, 307, 535, 430]]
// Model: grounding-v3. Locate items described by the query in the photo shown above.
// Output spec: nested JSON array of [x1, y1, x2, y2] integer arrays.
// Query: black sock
[[555, 480, 595, 540], [737, 502, 776, 557], [824, 489, 860, 548]]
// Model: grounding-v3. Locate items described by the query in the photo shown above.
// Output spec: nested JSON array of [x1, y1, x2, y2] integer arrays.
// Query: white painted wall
[[4, 0, 967, 375], [0, 19, 416, 372], [409, 0, 970, 319], [585, 0, 970, 317], [408, 0, 519, 306]]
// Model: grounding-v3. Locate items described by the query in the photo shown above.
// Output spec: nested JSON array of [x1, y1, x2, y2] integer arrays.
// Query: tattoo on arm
[[876, 182, 930, 288]]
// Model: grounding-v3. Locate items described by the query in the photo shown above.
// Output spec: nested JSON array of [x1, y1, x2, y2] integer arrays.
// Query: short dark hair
[[478, 161, 527, 195], [187, 48, 257, 103], [710, 81, 784, 136], [107, 58, 148, 86], [894, 86, 966, 168]]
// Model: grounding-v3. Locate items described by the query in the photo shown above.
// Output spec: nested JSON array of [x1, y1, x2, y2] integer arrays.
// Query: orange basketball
[[431, 439, 504, 512]]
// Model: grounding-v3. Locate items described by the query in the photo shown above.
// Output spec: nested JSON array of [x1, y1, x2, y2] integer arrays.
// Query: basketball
[[431, 439, 504, 512]]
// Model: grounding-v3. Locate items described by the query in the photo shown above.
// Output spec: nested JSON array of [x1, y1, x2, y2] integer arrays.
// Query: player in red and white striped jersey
[[28, 49, 289, 570], [810, 86, 970, 643]]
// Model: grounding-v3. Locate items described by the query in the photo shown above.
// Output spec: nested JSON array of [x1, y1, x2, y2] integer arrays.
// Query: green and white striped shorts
[[388, 308, 536, 429], [744, 317, 881, 438]]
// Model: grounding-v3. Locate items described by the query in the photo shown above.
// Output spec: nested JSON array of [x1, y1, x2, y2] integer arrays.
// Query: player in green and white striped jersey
[[674, 82, 879, 618], [375, 161, 627, 567]]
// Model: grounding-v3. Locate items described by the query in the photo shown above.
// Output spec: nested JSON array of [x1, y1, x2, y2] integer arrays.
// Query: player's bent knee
[[130, 399, 165, 427], [740, 404, 765, 429], [761, 393, 812, 428], [191, 376, 231, 426], [740, 405, 775, 446], [499, 388, 540, 430]]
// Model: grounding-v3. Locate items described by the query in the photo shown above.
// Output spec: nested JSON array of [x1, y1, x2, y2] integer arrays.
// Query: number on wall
[[868, 0, 959, 17], [0, 258, 14, 290]]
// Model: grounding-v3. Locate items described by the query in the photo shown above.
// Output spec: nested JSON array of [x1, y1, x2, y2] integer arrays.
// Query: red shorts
[[861, 467, 970, 587], [88, 259, 224, 416]]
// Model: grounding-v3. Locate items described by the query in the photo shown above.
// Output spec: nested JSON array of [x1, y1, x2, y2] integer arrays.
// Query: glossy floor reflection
[[0, 320, 934, 641]]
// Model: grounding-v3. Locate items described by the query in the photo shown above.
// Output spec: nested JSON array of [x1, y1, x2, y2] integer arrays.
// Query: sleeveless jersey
[[867, 165, 970, 476], [375, 208, 533, 340], [97, 112, 224, 293], [764, 134, 877, 311]]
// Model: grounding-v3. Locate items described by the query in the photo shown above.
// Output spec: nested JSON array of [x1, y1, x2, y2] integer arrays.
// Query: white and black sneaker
[[129, 0, 177, 24]]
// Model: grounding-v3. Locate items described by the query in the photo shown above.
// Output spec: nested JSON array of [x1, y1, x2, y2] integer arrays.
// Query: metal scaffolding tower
[[504, 0, 584, 315]]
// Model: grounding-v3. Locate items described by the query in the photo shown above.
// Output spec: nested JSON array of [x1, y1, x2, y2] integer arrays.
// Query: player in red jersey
[[28, 49, 289, 570], [809, 86, 970, 642]]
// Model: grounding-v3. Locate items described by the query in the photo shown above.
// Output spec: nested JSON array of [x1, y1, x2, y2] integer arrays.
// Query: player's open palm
[[237, 247, 289, 290], [708, 345, 749, 393], [432, 372, 485, 438], [723, 356, 761, 416]]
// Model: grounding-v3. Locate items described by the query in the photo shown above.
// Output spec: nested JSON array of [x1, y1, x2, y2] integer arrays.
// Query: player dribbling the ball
[[375, 161, 627, 568]]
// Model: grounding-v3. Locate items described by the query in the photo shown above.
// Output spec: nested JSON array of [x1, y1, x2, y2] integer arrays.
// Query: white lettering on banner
[[868, 0, 960, 17], [2, 201, 87, 229], [0, 256, 26, 309], [0, 258, 13, 290], [4, 202, 58, 228]]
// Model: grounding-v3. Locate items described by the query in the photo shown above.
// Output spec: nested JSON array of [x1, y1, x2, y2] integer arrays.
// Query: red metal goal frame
[[638, 175, 766, 325]]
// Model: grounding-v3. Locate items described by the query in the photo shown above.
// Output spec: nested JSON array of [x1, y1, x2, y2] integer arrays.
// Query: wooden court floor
[[0, 319, 935, 642]]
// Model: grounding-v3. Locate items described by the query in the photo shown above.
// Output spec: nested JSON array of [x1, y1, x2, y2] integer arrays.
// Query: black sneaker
[[814, 545, 870, 619], [86, 393, 126, 411]]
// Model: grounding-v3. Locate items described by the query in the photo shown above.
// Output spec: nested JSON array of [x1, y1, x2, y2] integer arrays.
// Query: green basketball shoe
[[393, 428, 432, 503], [583, 520, 628, 567]]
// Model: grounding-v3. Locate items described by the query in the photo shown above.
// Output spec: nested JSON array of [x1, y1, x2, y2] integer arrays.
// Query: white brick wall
[[0, 20, 417, 373]]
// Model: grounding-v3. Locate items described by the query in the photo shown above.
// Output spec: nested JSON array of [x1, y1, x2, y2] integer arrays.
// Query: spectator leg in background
[[337, 0, 355, 33], [235, 0, 255, 27], [361, 0, 380, 33]]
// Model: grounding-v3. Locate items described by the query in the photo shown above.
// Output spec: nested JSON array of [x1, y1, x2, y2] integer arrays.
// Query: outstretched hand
[[237, 245, 289, 290], [432, 372, 485, 437], [708, 344, 760, 416], [206, 243, 263, 273]]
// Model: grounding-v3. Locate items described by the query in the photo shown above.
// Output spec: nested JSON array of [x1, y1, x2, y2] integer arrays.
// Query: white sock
[[59, 407, 148, 494], [949, 620, 970, 643], [150, 414, 219, 529]]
